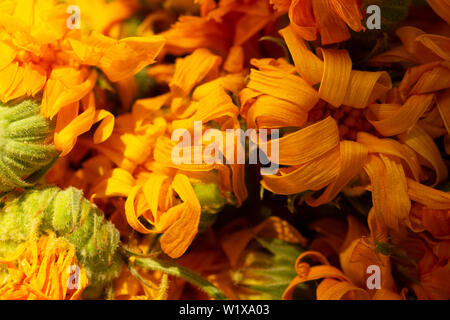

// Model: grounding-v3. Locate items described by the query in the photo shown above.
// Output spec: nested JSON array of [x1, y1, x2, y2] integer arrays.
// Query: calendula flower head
[[0, 0, 166, 157], [241, 4, 450, 233], [0, 186, 122, 299], [57, 47, 248, 259], [0, 99, 58, 192]]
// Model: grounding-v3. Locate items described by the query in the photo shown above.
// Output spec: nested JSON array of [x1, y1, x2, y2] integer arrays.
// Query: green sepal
[[231, 237, 315, 300], [0, 99, 59, 193]]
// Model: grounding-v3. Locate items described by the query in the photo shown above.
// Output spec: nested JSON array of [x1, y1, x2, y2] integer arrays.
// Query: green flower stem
[[131, 255, 227, 300]]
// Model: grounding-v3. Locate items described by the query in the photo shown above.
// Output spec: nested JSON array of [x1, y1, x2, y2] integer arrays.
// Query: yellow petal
[[160, 174, 202, 258], [93, 109, 115, 144], [288, 0, 317, 42], [407, 178, 450, 209], [307, 140, 368, 206], [54, 104, 96, 156], [343, 70, 392, 109], [262, 146, 340, 195], [169, 48, 222, 98], [316, 278, 369, 300], [90, 168, 136, 199], [427, 0, 450, 24], [267, 116, 340, 166], [357, 132, 421, 181], [317, 48, 352, 107], [99, 36, 167, 82], [246, 95, 308, 129], [399, 125, 448, 185], [364, 154, 411, 231], [279, 25, 324, 85], [42, 68, 98, 119], [366, 94, 435, 136], [437, 89, 450, 136], [313, 0, 351, 45], [247, 67, 318, 110], [329, 0, 363, 32], [0, 41, 16, 70]]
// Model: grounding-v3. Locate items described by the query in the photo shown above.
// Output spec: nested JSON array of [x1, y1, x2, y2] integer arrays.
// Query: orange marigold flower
[[241, 22, 450, 232], [0, 233, 89, 300], [0, 0, 166, 156], [51, 48, 248, 259]]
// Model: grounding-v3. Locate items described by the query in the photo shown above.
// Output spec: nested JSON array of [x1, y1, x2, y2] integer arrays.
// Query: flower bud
[[0, 186, 122, 298], [0, 99, 59, 193]]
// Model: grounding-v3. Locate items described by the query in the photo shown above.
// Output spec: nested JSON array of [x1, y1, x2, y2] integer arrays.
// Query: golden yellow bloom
[[241, 20, 450, 233], [53, 48, 248, 259], [0, 0, 166, 156], [0, 233, 89, 300]]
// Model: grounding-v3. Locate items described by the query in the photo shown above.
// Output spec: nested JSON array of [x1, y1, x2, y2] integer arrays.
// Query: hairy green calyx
[[0, 186, 122, 298], [0, 99, 59, 193]]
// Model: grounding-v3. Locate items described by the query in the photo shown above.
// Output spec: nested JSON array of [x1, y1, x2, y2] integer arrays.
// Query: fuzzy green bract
[[0, 99, 59, 193], [0, 186, 123, 298]]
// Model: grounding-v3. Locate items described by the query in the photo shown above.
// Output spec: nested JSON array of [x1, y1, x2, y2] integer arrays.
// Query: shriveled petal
[[364, 154, 411, 231]]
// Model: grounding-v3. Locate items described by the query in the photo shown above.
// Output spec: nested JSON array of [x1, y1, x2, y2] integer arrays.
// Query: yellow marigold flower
[[0, 0, 166, 156], [53, 48, 248, 259], [241, 21, 450, 232], [0, 233, 89, 300]]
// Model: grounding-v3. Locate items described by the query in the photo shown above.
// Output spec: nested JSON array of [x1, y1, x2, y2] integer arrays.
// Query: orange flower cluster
[[0, 0, 449, 300]]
